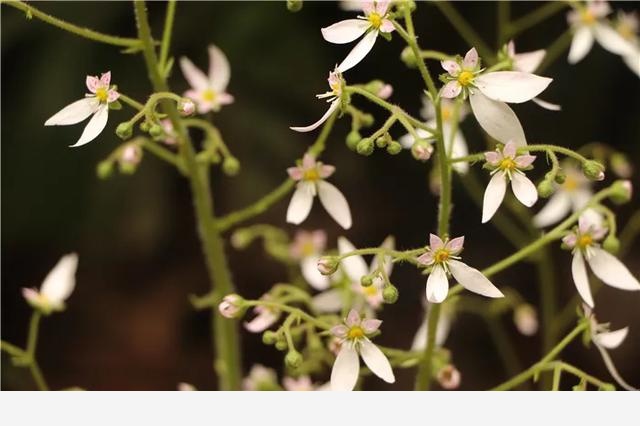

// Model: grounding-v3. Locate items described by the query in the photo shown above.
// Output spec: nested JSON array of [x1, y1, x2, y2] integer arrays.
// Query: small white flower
[[613, 10, 640, 76], [290, 69, 343, 133], [218, 294, 244, 319], [437, 364, 461, 390], [482, 141, 538, 223], [286, 153, 352, 229], [242, 364, 278, 391], [562, 214, 640, 308], [45, 72, 119, 147], [180, 44, 234, 114], [321, 0, 395, 73], [290, 230, 330, 290], [244, 296, 280, 333], [417, 234, 504, 303], [330, 309, 395, 391], [22, 253, 78, 313], [513, 304, 539, 336]]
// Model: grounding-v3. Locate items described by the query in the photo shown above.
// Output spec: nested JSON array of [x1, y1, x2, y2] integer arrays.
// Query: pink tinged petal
[[484, 151, 501, 165], [346, 309, 361, 327], [568, 27, 595, 64], [593, 23, 637, 56], [330, 344, 359, 391], [589, 0, 612, 18], [482, 171, 507, 223], [208, 44, 231, 91], [562, 233, 578, 248], [321, 19, 370, 44], [502, 141, 517, 158], [475, 71, 553, 103], [22, 288, 41, 305], [317, 180, 352, 229], [417, 252, 434, 266], [374, 0, 390, 15], [469, 91, 527, 147], [359, 340, 395, 384], [40, 253, 78, 304], [107, 90, 120, 103], [446, 236, 465, 254], [572, 251, 595, 308], [290, 100, 340, 133], [448, 260, 504, 298], [70, 104, 109, 147], [513, 50, 546, 73], [179, 56, 209, 91], [507, 40, 516, 58], [302, 153, 316, 169], [44, 97, 100, 126], [287, 166, 304, 180], [311, 289, 343, 313], [86, 76, 100, 93], [362, 0, 375, 14], [286, 183, 315, 225], [336, 29, 378, 73], [379, 19, 395, 33], [99, 71, 111, 86], [587, 247, 640, 291], [338, 237, 368, 281], [533, 192, 571, 227], [594, 327, 629, 349], [319, 164, 336, 179], [302, 256, 330, 290], [531, 97, 562, 111], [331, 325, 349, 338], [514, 154, 536, 168], [463, 47, 479, 69], [362, 319, 382, 334], [244, 310, 279, 333], [429, 233, 445, 250], [426, 265, 449, 303], [441, 60, 461, 76], [511, 172, 538, 207], [440, 81, 462, 99]]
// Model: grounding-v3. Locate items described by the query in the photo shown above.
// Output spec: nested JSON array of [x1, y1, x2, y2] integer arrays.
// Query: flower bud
[[554, 170, 566, 184], [139, 121, 151, 132], [218, 294, 244, 319], [582, 160, 605, 181], [346, 130, 361, 151], [437, 365, 461, 390], [411, 140, 433, 161], [285, 350, 303, 369], [537, 179, 555, 198], [115, 122, 133, 140], [609, 153, 632, 178], [286, 0, 303, 12], [375, 135, 388, 148], [275, 339, 288, 351], [262, 330, 278, 345], [360, 113, 375, 127], [222, 157, 241, 176], [513, 304, 538, 336], [148, 124, 164, 139], [609, 180, 632, 204], [382, 285, 399, 304], [97, 160, 114, 180], [386, 141, 402, 155], [400, 46, 418, 68], [178, 99, 196, 116], [317, 256, 339, 275], [602, 234, 620, 254], [118, 144, 143, 175], [356, 138, 374, 156], [361, 274, 374, 287], [231, 229, 252, 249]]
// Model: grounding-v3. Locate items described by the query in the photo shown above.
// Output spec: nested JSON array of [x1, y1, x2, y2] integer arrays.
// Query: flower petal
[[70, 104, 109, 147], [179, 56, 209, 91], [572, 251, 595, 308], [441, 60, 461, 75], [533, 191, 571, 227], [463, 47, 479, 69], [430, 233, 445, 250], [244, 310, 279, 333], [514, 154, 536, 168], [317, 180, 352, 229], [44, 98, 100, 126], [593, 23, 636, 56], [532, 97, 562, 111], [290, 100, 339, 133], [86, 76, 100, 93], [338, 237, 369, 281], [40, 253, 78, 304], [449, 127, 469, 174], [623, 50, 640, 77], [302, 256, 330, 290], [362, 319, 382, 334], [330, 344, 359, 391], [446, 236, 465, 254], [475, 71, 552, 103], [513, 50, 546, 73], [440, 81, 462, 99], [208, 44, 231, 91], [331, 325, 349, 338], [448, 259, 504, 298], [594, 327, 629, 349], [359, 340, 395, 383], [588, 247, 640, 291], [311, 289, 344, 313], [321, 19, 370, 44], [469, 91, 527, 146], [482, 171, 507, 223], [346, 309, 361, 327], [426, 265, 449, 303], [511, 172, 538, 207], [568, 26, 595, 64], [286, 183, 315, 225], [337, 29, 378, 73], [411, 318, 429, 350]]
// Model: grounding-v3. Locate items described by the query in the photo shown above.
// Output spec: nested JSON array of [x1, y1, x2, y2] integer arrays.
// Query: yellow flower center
[[441, 105, 452, 122], [578, 234, 593, 249], [301, 241, 315, 257], [581, 10, 596, 25], [202, 89, 216, 102], [347, 326, 365, 340], [95, 87, 109, 103], [434, 249, 450, 264], [563, 176, 578, 192], [368, 12, 383, 29], [457, 71, 475, 86], [363, 285, 378, 297], [303, 168, 320, 182], [499, 157, 517, 171]]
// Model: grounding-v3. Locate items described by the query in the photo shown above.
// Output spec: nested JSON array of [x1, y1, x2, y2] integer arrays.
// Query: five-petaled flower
[[482, 141, 538, 223], [291, 69, 344, 133], [321, 0, 395, 73], [290, 230, 330, 290], [180, 44, 234, 114], [286, 153, 352, 229], [562, 213, 640, 308], [417, 234, 504, 303], [330, 309, 395, 391], [22, 253, 78, 314], [45, 72, 119, 147]]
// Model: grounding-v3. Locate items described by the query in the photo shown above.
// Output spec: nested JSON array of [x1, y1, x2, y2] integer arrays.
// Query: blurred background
[[2, 1, 639, 390]]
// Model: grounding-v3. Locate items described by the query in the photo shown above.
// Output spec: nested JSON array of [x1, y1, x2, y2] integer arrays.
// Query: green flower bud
[[115, 122, 133, 140], [609, 180, 632, 204], [139, 121, 151, 132], [286, 0, 303, 12], [582, 160, 605, 181], [317, 256, 340, 275], [361, 274, 374, 287], [97, 160, 114, 179], [285, 350, 303, 369], [554, 171, 566, 184], [262, 331, 278, 345], [149, 124, 164, 138], [400, 46, 417, 68], [383, 285, 399, 304], [231, 229, 253, 249], [222, 157, 241, 176], [346, 130, 362, 151], [360, 113, 375, 127], [602, 234, 620, 254], [387, 141, 402, 155], [610, 152, 632, 178], [356, 138, 375, 156], [275, 339, 288, 351], [537, 179, 555, 198], [375, 136, 388, 148]]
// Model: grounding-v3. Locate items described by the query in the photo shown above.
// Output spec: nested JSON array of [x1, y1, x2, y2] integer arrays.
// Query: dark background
[[2, 1, 639, 390]]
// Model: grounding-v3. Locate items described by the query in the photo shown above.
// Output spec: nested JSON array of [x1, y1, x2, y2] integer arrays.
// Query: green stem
[[0, 340, 26, 358], [26, 312, 49, 391], [497, 0, 510, 47], [396, 11, 438, 97], [159, 0, 177, 70], [416, 49, 453, 61], [118, 93, 145, 111], [506, 1, 570, 39], [140, 139, 185, 173], [244, 300, 332, 330]]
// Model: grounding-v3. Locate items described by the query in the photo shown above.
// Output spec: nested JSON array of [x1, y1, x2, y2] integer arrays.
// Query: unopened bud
[[602, 234, 620, 254], [437, 365, 461, 390], [361, 274, 374, 287], [231, 229, 252, 249], [275, 339, 288, 351], [610, 153, 632, 178], [285, 350, 303, 369], [317, 256, 339, 275], [149, 124, 164, 139], [179, 99, 196, 116], [115, 122, 133, 139], [356, 138, 374, 156], [411, 140, 433, 161], [582, 160, 605, 181], [262, 330, 278, 345], [222, 157, 241, 176], [382, 285, 399, 304], [360, 113, 375, 127], [386, 141, 402, 155], [286, 0, 303, 12], [118, 144, 143, 174], [513, 304, 538, 336], [218, 294, 244, 319], [376, 135, 388, 148], [97, 160, 114, 179], [139, 121, 151, 132], [346, 130, 361, 151], [537, 179, 555, 198], [400, 46, 418, 68], [609, 180, 632, 204]]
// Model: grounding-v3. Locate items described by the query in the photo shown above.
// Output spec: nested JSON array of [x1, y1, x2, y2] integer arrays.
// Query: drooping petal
[[482, 171, 507, 223], [44, 98, 100, 126], [337, 29, 378, 73], [513, 50, 546, 73], [475, 71, 552, 103], [359, 340, 395, 383], [587, 247, 640, 291], [511, 172, 538, 207], [317, 180, 352, 229], [571, 251, 595, 308], [179, 56, 209, 91], [330, 344, 360, 391], [469, 91, 527, 146], [411, 318, 429, 350], [594, 327, 629, 349], [40, 253, 78, 304], [70, 104, 109, 147], [302, 256, 330, 290], [441, 60, 461, 76], [593, 23, 636, 56], [290, 100, 339, 133], [208, 44, 231, 91], [440, 81, 462, 99], [426, 265, 449, 303], [568, 27, 595, 64], [532, 97, 562, 111], [244, 310, 279, 333], [533, 191, 572, 227], [338, 237, 369, 281], [286, 183, 315, 225], [463, 47, 479, 69], [448, 260, 504, 298], [321, 19, 370, 44], [311, 289, 344, 313]]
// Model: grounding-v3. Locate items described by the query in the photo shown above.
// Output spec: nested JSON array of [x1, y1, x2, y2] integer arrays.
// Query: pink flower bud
[[513, 304, 538, 336], [377, 84, 393, 100], [120, 144, 142, 166], [179, 99, 196, 116], [218, 294, 244, 319], [317, 256, 339, 275], [437, 365, 461, 390]]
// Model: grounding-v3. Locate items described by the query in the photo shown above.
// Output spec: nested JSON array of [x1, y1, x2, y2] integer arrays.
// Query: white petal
[[317, 180, 352, 229], [370, 235, 395, 277], [208, 44, 231, 91], [533, 192, 571, 227], [532, 97, 562, 111], [290, 100, 339, 133], [45, 98, 100, 126], [359, 340, 395, 384], [450, 128, 469, 174], [568, 27, 594, 64], [469, 91, 527, 146], [411, 319, 429, 351], [594, 327, 629, 349], [593, 23, 636, 56], [321, 19, 370, 44], [511, 172, 538, 207], [286, 183, 315, 225], [311, 289, 343, 313], [572, 251, 594, 308], [244, 311, 279, 333], [399, 128, 431, 149], [513, 50, 546, 73], [70, 104, 109, 147], [338, 237, 368, 281], [623, 50, 640, 77], [588, 247, 640, 291], [40, 253, 78, 304], [448, 259, 504, 298], [337, 30, 378, 73], [302, 256, 330, 290], [331, 344, 359, 391], [475, 71, 552, 103], [426, 265, 449, 303], [482, 172, 507, 223], [179, 56, 209, 90]]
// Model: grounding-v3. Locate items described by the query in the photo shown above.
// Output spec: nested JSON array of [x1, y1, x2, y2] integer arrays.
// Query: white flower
[[567, 0, 637, 65], [45, 72, 119, 147], [242, 364, 278, 391], [290, 69, 343, 133], [440, 47, 552, 147], [613, 10, 640, 77], [417, 234, 504, 303], [286, 153, 352, 229], [321, 0, 395, 73], [482, 141, 538, 223], [180, 44, 234, 114], [244, 296, 280, 333], [22, 253, 78, 313], [290, 230, 330, 290], [562, 214, 640, 308], [330, 309, 395, 391]]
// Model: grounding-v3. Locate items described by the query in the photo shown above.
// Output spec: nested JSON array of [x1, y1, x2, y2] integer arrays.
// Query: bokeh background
[[2, 1, 639, 390]]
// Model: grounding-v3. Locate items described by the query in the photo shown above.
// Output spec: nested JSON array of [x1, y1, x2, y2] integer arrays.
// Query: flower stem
[[26, 311, 49, 391], [536, 29, 573, 74], [506, 1, 570, 39], [159, 0, 177, 71]]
